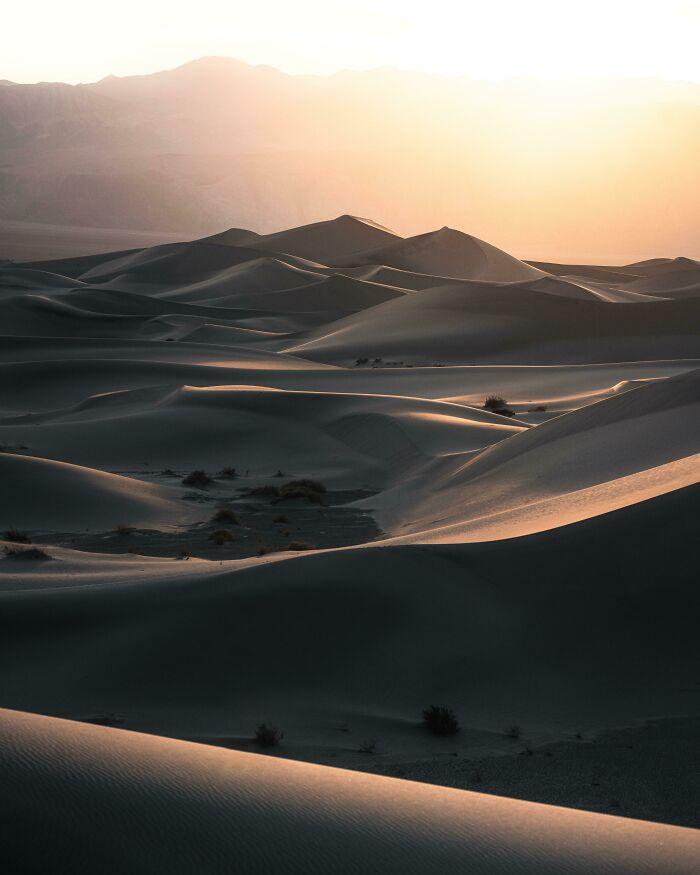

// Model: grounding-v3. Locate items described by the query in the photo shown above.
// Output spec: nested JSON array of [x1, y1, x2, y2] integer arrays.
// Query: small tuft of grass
[[218, 466, 238, 480], [358, 739, 377, 754], [423, 705, 460, 736], [211, 506, 240, 525], [161, 468, 176, 476], [3, 546, 50, 560], [114, 524, 135, 536], [504, 723, 521, 740], [182, 470, 212, 489], [255, 722, 283, 748], [4, 528, 30, 543], [277, 479, 327, 505], [175, 548, 192, 560], [208, 529, 233, 545], [256, 542, 279, 556], [273, 469, 285, 478], [286, 541, 313, 551]]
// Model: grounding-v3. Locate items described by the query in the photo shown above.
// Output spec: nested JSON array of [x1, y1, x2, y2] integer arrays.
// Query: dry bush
[[286, 541, 313, 551], [218, 466, 238, 479], [255, 723, 283, 747], [422, 705, 460, 736], [3, 528, 30, 543], [182, 470, 212, 488], [3, 546, 50, 560], [211, 507, 240, 525]]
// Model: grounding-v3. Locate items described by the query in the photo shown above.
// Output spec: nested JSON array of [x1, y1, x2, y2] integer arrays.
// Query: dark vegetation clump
[[114, 524, 135, 536], [272, 513, 288, 524], [358, 739, 377, 754], [211, 506, 240, 525], [3, 546, 50, 560], [161, 468, 176, 476], [504, 724, 521, 740], [422, 705, 460, 736], [175, 548, 192, 560], [255, 722, 283, 747], [218, 466, 238, 480], [4, 528, 30, 543], [256, 542, 279, 556], [277, 479, 327, 504], [355, 357, 369, 365], [273, 469, 285, 478], [208, 529, 233, 545], [483, 395, 515, 418], [182, 470, 212, 488]]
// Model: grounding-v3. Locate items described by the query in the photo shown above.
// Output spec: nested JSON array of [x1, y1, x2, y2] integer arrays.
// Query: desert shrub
[[175, 548, 192, 560], [273, 469, 285, 478], [272, 513, 288, 524], [534, 405, 547, 412], [3, 546, 50, 560], [285, 541, 313, 551], [211, 507, 240, 525], [483, 395, 515, 417], [256, 543, 279, 556], [161, 468, 176, 476], [277, 479, 327, 504], [355, 357, 369, 365], [218, 466, 238, 480], [249, 485, 280, 498], [208, 529, 233, 545], [422, 705, 460, 736], [4, 528, 30, 543], [114, 524, 134, 536], [504, 723, 521, 740], [255, 722, 283, 747], [358, 739, 377, 754], [182, 470, 212, 488]]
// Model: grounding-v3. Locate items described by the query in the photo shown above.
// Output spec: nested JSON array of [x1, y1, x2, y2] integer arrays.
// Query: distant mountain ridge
[[1, 57, 699, 262]]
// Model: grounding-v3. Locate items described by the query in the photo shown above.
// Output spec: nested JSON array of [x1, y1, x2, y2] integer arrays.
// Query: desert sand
[[1, 214, 698, 869]]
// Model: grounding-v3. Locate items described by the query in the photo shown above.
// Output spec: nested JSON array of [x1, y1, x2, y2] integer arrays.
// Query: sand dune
[[1, 215, 699, 862], [0, 709, 697, 874], [333, 227, 547, 282], [0, 453, 195, 531]]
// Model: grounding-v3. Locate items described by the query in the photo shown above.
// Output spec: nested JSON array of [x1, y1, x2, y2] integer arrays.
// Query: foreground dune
[[0, 708, 697, 874]]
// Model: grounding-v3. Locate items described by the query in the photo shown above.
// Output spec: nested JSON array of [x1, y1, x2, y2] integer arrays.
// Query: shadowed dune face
[[1, 215, 700, 861], [0, 708, 698, 875]]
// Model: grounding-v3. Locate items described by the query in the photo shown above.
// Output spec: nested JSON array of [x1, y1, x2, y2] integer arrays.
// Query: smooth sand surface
[[0, 708, 697, 874], [2, 215, 699, 866]]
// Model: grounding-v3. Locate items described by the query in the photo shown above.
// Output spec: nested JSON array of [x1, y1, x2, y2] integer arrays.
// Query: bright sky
[[5, 0, 700, 84]]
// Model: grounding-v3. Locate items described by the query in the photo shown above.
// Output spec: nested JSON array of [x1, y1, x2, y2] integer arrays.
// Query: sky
[[5, 0, 700, 84]]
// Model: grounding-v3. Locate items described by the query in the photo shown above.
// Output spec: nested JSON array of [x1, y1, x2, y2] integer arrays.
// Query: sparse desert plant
[[358, 739, 377, 754], [256, 542, 279, 556], [255, 722, 283, 747], [3, 528, 30, 543], [182, 470, 212, 488], [3, 546, 50, 560], [422, 705, 460, 736], [218, 466, 238, 480], [208, 529, 233, 545], [504, 723, 521, 740], [277, 479, 327, 504], [114, 524, 135, 536], [175, 548, 192, 560], [534, 405, 547, 412], [272, 513, 288, 524], [211, 506, 240, 525], [273, 469, 285, 478], [161, 468, 176, 476], [285, 541, 313, 551], [355, 357, 369, 365], [483, 395, 515, 417]]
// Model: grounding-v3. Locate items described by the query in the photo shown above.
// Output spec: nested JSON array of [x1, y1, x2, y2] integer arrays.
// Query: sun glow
[[5, 0, 700, 84]]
